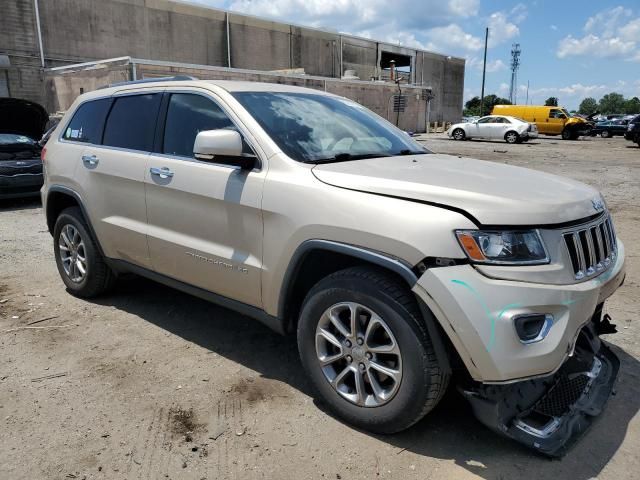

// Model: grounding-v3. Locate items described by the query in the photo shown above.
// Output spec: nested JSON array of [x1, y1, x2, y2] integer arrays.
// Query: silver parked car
[[448, 115, 538, 143], [42, 78, 625, 456]]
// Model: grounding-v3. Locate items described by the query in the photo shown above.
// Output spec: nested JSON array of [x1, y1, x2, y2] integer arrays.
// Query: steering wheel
[[326, 135, 355, 151]]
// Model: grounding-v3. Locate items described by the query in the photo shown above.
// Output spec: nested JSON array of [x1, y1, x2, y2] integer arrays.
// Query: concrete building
[[0, 0, 465, 127]]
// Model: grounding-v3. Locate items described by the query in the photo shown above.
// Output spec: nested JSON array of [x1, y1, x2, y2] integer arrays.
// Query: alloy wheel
[[58, 224, 87, 283], [315, 302, 402, 407]]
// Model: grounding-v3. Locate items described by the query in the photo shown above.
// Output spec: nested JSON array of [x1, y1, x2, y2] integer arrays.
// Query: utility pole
[[525, 80, 529, 105], [480, 27, 489, 116]]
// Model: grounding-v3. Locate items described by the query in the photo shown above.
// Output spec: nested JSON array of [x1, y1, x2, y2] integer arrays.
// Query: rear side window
[[63, 98, 111, 144], [103, 94, 162, 151], [162, 93, 234, 157]]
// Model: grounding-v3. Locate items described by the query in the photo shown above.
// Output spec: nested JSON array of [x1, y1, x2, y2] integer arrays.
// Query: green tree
[[464, 95, 511, 116], [623, 97, 640, 114], [544, 96, 559, 106], [598, 92, 626, 114], [578, 97, 598, 115]]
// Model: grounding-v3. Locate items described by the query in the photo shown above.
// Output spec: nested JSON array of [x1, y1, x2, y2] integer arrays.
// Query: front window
[[232, 92, 428, 163]]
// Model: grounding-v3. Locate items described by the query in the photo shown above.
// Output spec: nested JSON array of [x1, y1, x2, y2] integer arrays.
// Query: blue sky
[[186, 0, 640, 110]]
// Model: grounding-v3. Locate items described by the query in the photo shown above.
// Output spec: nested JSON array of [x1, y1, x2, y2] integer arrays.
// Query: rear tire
[[53, 207, 116, 298], [297, 266, 449, 434], [452, 128, 466, 141], [505, 131, 519, 144], [600, 131, 611, 138]]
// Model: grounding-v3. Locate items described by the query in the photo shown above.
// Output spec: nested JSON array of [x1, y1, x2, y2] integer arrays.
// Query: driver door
[[144, 90, 266, 308], [474, 117, 495, 138]]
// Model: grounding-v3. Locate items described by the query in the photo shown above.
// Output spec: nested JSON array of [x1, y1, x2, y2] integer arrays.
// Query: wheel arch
[[46, 185, 105, 257], [278, 240, 418, 334]]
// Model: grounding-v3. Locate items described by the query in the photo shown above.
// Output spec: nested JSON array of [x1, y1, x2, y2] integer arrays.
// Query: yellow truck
[[492, 105, 592, 140]]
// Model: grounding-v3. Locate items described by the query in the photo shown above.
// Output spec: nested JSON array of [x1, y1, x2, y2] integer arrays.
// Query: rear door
[[144, 89, 266, 307], [74, 91, 162, 268]]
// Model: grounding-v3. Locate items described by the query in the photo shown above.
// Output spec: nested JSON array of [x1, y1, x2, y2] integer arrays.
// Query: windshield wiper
[[310, 152, 393, 164], [397, 149, 429, 155]]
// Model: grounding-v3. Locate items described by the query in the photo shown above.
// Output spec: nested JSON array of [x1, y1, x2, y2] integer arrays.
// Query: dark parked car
[[624, 115, 640, 147], [591, 119, 629, 138], [0, 98, 48, 200]]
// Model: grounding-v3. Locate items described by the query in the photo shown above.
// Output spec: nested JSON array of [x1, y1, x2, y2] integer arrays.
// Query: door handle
[[82, 154, 99, 166], [150, 166, 174, 179]]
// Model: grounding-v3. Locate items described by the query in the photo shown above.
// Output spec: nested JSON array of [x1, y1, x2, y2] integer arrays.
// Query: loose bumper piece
[[462, 314, 619, 457]]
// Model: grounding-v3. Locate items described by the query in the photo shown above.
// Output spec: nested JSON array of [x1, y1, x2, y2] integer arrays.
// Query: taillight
[[41, 147, 47, 163]]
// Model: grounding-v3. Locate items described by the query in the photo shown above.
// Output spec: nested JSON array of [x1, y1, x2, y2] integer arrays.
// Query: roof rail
[[98, 75, 198, 89]]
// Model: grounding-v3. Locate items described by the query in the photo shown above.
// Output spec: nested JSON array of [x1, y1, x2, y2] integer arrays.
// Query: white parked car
[[448, 115, 538, 144]]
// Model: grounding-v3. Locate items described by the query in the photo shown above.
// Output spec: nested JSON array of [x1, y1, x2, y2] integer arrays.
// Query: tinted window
[[162, 93, 235, 157], [477, 117, 493, 124], [103, 94, 161, 151], [63, 98, 111, 144]]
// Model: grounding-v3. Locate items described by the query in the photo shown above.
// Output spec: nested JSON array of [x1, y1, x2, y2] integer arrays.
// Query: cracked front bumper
[[461, 315, 620, 457], [412, 241, 625, 382]]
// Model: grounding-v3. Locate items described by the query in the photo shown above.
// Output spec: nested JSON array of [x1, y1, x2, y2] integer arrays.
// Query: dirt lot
[[1, 135, 639, 480]]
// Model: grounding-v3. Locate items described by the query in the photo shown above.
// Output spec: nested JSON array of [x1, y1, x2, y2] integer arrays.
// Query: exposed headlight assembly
[[455, 229, 549, 265]]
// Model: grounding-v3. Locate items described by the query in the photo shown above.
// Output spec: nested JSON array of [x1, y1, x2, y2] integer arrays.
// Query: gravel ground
[[1, 134, 638, 480]]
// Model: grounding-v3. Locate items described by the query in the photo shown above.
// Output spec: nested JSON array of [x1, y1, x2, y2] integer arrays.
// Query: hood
[[0, 98, 48, 140], [311, 154, 603, 226]]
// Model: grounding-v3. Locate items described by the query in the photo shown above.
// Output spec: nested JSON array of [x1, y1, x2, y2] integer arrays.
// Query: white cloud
[[424, 23, 484, 52], [557, 34, 635, 59], [557, 7, 640, 62], [550, 24, 558, 31], [487, 11, 520, 47], [467, 57, 507, 72]]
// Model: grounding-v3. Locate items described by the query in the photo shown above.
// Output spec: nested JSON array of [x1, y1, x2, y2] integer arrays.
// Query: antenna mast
[[509, 43, 521, 104]]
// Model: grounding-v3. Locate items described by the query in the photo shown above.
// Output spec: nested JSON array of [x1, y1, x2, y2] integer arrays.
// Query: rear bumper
[[0, 174, 44, 199], [462, 315, 619, 457], [412, 241, 625, 382]]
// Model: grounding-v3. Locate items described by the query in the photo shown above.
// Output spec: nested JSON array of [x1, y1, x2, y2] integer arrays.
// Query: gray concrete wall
[[46, 59, 429, 132], [1, 0, 464, 124]]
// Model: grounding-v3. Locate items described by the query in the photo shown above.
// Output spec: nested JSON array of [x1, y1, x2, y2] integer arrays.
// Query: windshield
[[0, 133, 36, 145], [232, 92, 429, 163]]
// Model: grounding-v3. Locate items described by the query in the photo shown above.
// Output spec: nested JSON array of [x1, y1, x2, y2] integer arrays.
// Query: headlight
[[455, 229, 549, 265]]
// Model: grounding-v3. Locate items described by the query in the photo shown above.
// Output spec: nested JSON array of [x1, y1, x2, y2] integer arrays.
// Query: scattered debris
[[27, 315, 60, 326], [208, 422, 227, 440], [235, 426, 246, 436], [31, 372, 68, 382], [493, 149, 508, 153], [0, 299, 8, 304]]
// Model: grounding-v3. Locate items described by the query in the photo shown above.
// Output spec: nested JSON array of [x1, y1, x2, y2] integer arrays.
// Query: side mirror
[[193, 129, 257, 170]]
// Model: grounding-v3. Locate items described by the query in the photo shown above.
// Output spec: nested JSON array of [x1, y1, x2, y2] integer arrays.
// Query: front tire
[[452, 128, 466, 141], [600, 130, 611, 138], [53, 207, 115, 298], [297, 267, 449, 434], [561, 128, 572, 140]]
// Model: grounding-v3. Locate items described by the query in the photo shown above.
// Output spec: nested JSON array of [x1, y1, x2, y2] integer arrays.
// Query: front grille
[[0, 163, 43, 176], [535, 374, 589, 417], [563, 214, 617, 280]]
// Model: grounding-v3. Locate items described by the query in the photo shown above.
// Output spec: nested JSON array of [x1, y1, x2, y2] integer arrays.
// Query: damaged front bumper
[[462, 307, 619, 457]]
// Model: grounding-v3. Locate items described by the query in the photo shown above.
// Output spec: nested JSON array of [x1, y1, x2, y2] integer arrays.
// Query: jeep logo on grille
[[591, 198, 605, 212]]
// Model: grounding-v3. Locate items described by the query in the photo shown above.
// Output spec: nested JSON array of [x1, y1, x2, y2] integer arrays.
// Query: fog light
[[513, 314, 554, 344]]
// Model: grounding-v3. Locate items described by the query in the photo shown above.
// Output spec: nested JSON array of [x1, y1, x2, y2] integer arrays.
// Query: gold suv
[[42, 78, 626, 456]]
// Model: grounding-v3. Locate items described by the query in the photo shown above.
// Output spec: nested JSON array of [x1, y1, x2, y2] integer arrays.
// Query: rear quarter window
[[63, 98, 112, 144]]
